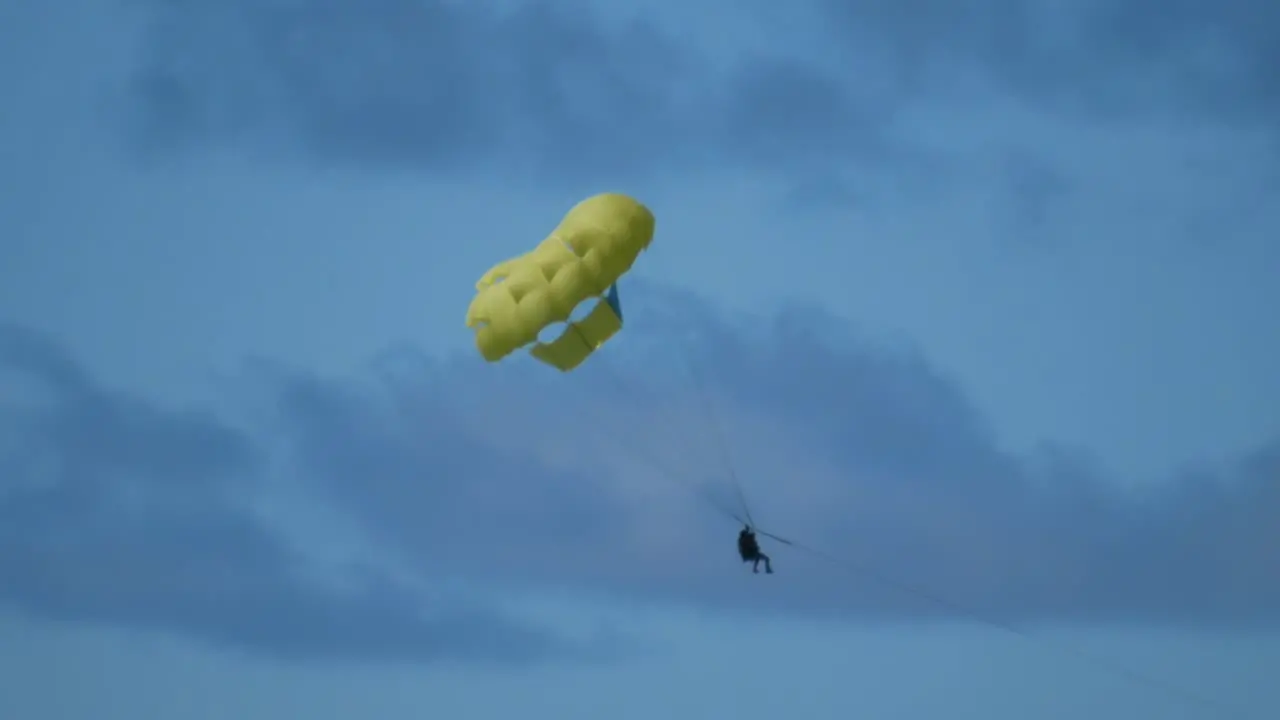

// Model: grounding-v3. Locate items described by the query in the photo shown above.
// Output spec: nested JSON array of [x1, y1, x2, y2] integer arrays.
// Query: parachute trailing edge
[[465, 193, 654, 371]]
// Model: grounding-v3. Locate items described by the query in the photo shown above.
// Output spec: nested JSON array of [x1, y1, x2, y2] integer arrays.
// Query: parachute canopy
[[465, 193, 655, 371]]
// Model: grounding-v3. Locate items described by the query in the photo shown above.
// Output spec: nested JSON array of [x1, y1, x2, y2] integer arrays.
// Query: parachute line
[[566, 348, 750, 527], [676, 334, 757, 530], [547, 289, 756, 528]]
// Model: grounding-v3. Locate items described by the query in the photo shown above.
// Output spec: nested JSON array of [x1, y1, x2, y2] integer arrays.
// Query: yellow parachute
[[465, 193, 655, 371]]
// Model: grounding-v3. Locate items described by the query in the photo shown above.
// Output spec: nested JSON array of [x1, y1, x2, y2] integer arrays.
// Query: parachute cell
[[465, 193, 654, 371]]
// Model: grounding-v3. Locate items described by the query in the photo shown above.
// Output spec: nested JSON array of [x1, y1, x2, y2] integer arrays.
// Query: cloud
[[122, 0, 897, 179], [5, 284, 1277, 637], [121, 0, 1280, 180], [818, 0, 1280, 125], [236, 284, 1280, 627], [0, 324, 598, 665], [103, 0, 1279, 234]]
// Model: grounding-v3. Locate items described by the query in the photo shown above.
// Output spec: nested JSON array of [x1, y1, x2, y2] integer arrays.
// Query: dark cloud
[[122, 0, 897, 179], [820, 0, 1280, 125], [121, 0, 1280, 179], [243, 284, 1279, 627], [6, 282, 1276, 634], [112, 0, 1280, 232], [0, 324, 600, 665]]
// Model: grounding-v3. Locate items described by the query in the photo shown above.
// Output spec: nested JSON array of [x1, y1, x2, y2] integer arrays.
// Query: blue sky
[[2, 0, 1278, 718]]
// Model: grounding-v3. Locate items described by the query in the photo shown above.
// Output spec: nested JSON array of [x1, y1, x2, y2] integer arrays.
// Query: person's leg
[[760, 552, 773, 573]]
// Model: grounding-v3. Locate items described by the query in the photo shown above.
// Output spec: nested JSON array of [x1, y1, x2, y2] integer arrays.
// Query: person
[[737, 525, 773, 574]]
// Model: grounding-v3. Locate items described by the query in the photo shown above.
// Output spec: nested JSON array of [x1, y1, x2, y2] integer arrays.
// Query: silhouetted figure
[[737, 526, 773, 574]]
